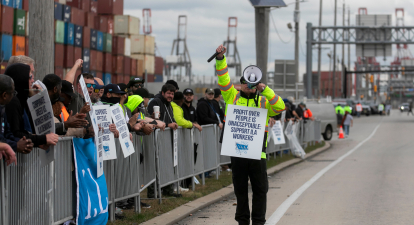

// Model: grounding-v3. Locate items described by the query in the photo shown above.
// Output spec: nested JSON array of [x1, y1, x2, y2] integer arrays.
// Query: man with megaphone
[[214, 45, 285, 225]]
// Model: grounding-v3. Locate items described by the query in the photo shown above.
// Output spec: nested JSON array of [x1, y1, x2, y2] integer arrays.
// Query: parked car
[[400, 103, 410, 112], [363, 101, 379, 114], [307, 102, 338, 141]]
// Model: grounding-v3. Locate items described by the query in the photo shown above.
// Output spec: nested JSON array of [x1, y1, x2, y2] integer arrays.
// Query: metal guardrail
[[0, 121, 322, 224]]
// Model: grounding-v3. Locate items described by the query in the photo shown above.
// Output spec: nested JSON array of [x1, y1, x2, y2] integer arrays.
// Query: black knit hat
[[166, 80, 179, 90], [173, 91, 184, 101]]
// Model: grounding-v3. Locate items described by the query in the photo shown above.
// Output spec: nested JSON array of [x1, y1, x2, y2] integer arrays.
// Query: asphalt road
[[176, 111, 414, 225]]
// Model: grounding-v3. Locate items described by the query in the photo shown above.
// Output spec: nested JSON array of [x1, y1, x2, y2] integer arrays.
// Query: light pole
[[328, 52, 333, 97]]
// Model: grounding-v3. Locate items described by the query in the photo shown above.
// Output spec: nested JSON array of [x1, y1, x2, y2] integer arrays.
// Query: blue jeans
[[343, 125, 350, 135]]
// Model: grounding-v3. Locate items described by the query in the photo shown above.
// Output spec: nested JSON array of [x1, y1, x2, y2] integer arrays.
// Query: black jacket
[[0, 106, 20, 151], [212, 99, 225, 123], [182, 102, 197, 123], [147, 93, 175, 125], [196, 98, 219, 126]]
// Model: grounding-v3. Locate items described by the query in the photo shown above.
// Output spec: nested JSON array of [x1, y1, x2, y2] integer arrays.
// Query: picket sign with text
[[27, 90, 55, 167], [271, 121, 286, 145], [93, 105, 117, 160], [221, 104, 268, 160], [110, 104, 134, 157]]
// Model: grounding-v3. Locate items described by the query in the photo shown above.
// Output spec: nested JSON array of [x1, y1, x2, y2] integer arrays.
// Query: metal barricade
[[314, 120, 322, 141], [1, 159, 6, 225], [177, 128, 194, 181], [193, 128, 205, 176], [139, 133, 157, 192], [217, 126, 230, 166], [201, 125, 218, 172], [155, 128, 176, 188]]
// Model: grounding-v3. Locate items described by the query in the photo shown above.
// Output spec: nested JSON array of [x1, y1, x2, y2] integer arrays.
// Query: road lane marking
[[265, 123, 382, 224]]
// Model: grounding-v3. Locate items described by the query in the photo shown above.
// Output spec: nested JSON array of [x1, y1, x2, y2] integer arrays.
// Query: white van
[[306, 102, 338, 141]]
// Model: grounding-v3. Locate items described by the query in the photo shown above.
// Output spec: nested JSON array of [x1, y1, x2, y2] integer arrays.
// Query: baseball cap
[[61, 80, 76, 97], [183, 88, 194, 95], [104, 84, 126, 95], [214, 88, 221, 98], [166, 80, 179, 90], [173, 91, 184, 101], [133, 88, 150, 98], [299, 102, 306, 107], [205, 88, 214, 94], [94, 79, 104, 90], [117, 83, 129, 94], [127, 77, 145, 88]]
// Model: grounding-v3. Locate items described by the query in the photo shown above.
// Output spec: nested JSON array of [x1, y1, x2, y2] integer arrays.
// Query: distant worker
[[341, 111, 353, 138], [335, 104, 345, 129], [356, 102, 363, 118], [408, 102, 413, 116], [385, 103, 391, 116], [303, 107, 315, 121], [344, 103, 352, 114], [378, 102, 385, 116]]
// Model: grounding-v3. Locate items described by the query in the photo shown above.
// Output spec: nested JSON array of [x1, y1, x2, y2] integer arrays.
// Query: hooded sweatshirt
[[196, 97, 219, 126], [147, 93, 175, 125], [5, 63, 47, 146], [125, 95, 146, 119]]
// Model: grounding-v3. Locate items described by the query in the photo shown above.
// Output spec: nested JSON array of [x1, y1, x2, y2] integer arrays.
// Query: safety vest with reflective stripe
[[216, 56, 286, 159], [60, 105, 70, 122]]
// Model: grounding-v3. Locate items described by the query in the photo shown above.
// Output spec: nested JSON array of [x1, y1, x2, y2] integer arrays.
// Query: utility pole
[[332, 0, 337, 98], [347, 6, 351, 96], [255, 7, 270, 84], [341, 1, 345, 98], [294, 0, 300, 83], [317, 0, 322, 98]]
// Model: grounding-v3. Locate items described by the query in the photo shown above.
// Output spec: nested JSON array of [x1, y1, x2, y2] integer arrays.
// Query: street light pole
[[294, 0, 300, 83], [332, 0, 337, 99]]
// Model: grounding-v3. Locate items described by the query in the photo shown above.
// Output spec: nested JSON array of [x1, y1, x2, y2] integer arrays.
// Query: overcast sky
[[124, 0, 414, 81]]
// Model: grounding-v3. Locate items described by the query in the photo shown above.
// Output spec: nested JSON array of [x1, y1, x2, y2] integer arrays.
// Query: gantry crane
[[222, 17, 242, 76]]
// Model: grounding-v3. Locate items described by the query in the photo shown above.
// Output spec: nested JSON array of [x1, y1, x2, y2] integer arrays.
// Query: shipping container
[[54, 2, 63, 21], [112, 36, 124, 55], [145, 35, 155, 55], [65, 0, 82, 9], [90, 49, 97, 70], [90, 28, 97, 49], [154, 56, 163, 75], [90, 0, 97, 14], [74, 25, 83, 47], [137, 59, 143, 76], [146, 74, 154, 82], [71, 7, 84, 26], [89, 70, 96, 77], [55, 20, 65, 44], [63, 5, 71, 23], [22, 0, 28, 11], [114, 15, 139, 35], [129, 34, 144, 54], [55, 67, 64, 79], [55, 43, 64, 67], [2, 0, 13, 7], [83, 26, 90, 48], [107, 16, 114, 34], [124, 38, 131, 56], [103, 33, 112, 53], [14, 0, 22, 9], [1, 6, 14, 35], [85, 12, 95, 28], [12, 35, 24, 56], [98, 16, 108, 33], [96, 71, 103, 80], [58, 0, 66, 5], [103, 52, 111, 72], [64, 22, 74, 45], [96, 31, 103, 51], [93, 14, 100, 30], [82, 48, 90, 72], [82, 0, 90, 12], [131, 54, 154, 74], [123, 56, 131, 75], [13, 8, 25, 36], [25, 35, 28, 55], [131, 58, 137, 76], [64, 45, 74, 68], [25, 12, 28, 36], [73, 46, 82, 65], [111, 73, 117, 84], [96, 51, 103, 71], [104, 73, 111, 85], [154, 74, 163, 82], [112, 55, 123, 74], [0, 62, 8, 74], [98, 0, 123, 15]]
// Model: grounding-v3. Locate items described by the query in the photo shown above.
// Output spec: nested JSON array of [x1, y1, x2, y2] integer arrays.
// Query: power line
[[270, 11, 294, 44]]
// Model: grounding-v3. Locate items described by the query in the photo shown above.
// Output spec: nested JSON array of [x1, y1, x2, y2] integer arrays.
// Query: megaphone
[[241, 65, 262, 89]]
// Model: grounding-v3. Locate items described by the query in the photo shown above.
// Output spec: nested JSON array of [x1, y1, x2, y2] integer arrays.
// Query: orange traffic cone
[[338, 126, 345, 139]]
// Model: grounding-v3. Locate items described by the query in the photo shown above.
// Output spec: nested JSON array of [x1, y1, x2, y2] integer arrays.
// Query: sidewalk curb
[[141, 142, 331, 225]]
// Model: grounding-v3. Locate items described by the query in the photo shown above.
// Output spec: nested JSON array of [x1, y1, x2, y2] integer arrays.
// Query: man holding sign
[[215, 45, 285, 225]]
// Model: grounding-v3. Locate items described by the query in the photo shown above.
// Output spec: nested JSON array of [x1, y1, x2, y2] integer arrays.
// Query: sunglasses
[[134, 84, 144, 88], [86, 83, 96, 89]]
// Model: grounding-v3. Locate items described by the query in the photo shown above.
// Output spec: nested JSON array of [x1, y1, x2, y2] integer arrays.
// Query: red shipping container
[[96, 51, 103, 72], [64, 45, 74, 68], [112, 36, 124, 55], [131, 59, 137, 76], [0, 62, 8, 74], [123, 74, 130, 84], [98, 16, 108, 33], [83, 27, 90, 48], [116, 74, 124, 84], [66, 0, 82, 9], [90, 50, 97, 71], [112, 55, 124, 74], [93, 15, 100, 30], [107, 17, 114, 35], [1, 6, 14, 35], [123, 56, 131, 75], [103, 52, 111, 72], [55, 67, 64, 79], [111, 73, 117, 84], [90, 0, 98, 14], [71, 7, 85, 26], [25, 37, 29, 56], [146, 74, 154, 82], [73, 47, 82, 71], [82, 0, 90, 12], [96, 71, 103, 80], [98, 0, 123, 15], [55, 43, 64, 67], [155, 57, 164, 75], [85, 12, 95, 28], [23, 0, 29, 11]]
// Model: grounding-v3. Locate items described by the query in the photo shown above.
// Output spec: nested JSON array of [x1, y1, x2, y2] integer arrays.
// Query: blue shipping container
[[74, 25, 83, 47], [82, 48, 90, 73], [90, 29, 97, 50], [96, 31, 103, 51], [2, 0, 13, 7], [90, 71, 96, 77], [154, 75, 163, 82], [63, 5, 71, 23], [54, 2, 63, 21], [1, 34, 12, 61], [13, 0, 21, 9], [104, 73, 112, 85], [64, 23, 74, 45]]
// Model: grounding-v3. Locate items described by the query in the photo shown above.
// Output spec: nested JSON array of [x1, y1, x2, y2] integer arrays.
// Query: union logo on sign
[[235, 142, 249, 155]]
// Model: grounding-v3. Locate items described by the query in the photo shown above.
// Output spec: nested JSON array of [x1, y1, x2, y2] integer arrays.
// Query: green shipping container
[[55, 20, 65, 44], [13, 9, 26, 36], [104, 33, 112, 53]]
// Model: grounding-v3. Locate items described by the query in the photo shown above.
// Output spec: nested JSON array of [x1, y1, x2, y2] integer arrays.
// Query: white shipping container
[[145, 35, 155, 55], [124, 38, 131, 56], [59, 0, 66, 4], [114, 15, 140, 35], [131, 54, 154, 74], [130, 34, 145, 54]]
